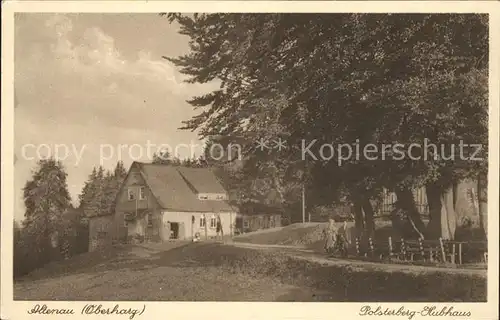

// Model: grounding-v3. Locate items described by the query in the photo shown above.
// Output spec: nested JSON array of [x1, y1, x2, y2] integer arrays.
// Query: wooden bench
[[462, 240, 488, 264], [401, 239, 420, 261], [438, 239, 487, 265], [439, 239, 458, 264], [354, 236, 486, 265], [401, 238, 440, 262], [354, 237, 364, 257], [471, 241, 488, 263], [419, 239, 441, 262], [369, 237, 400, 260], [355, 237, 400, 260], [354, 237, 374, 258]]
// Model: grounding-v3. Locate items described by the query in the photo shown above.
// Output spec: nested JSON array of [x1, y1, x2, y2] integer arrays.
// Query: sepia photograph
[[1, 1, 499, 319]]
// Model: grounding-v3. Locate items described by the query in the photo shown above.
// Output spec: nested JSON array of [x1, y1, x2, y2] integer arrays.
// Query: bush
[[311, 205, 354, 222], [14, 221, 50, 278], [14, 218, 90, 279]]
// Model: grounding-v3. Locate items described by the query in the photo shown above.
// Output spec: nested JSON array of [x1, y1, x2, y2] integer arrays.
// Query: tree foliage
[[152, 148, 208, 167], [164, 13, 488, 237], [78, 161, 127, 217], [15, 159, 86, 277]]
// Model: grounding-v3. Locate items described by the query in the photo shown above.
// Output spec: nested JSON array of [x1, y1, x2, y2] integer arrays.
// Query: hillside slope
[[15, 242, 485, 302], [233, 221, 394, 251]]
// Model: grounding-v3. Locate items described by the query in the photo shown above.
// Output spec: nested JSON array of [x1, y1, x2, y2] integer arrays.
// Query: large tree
[[164, 13, 488, 238], [22, 158, 72, 264]]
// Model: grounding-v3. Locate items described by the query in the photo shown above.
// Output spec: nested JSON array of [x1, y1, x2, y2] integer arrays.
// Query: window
[[139, 187, 146, 200], [124, 220, 129, 227], [210, 215, 217, 229], [216, 194, 225, 200], [128, 188, 135, 201], [243, 219, 249, 228], [200, 214, 206, 228], [199, 195, 208, 200], [147, 212, 153, 227]]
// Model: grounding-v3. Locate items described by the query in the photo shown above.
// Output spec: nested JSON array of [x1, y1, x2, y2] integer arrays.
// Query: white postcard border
[[2, 2, 499, 320]]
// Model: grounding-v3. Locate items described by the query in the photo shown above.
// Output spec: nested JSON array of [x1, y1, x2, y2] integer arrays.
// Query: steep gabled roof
[[132, 162, 235, 213], [176, 166, 227, 194]]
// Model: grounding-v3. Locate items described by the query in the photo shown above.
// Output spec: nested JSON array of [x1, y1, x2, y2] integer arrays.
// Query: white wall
[[162, 211, 237, 239]]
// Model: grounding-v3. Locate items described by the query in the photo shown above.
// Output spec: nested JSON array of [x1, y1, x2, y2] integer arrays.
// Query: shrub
[[14, 217, 90, 279]]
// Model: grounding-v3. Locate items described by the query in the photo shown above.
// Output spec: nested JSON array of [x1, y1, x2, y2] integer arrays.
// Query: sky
[[14, 13, 217, 220]]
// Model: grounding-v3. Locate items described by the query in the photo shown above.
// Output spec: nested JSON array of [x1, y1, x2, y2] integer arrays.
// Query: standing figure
[[216, 215, 224, 241], [336, 221, 351, 257], [323, 219, 338, 255]]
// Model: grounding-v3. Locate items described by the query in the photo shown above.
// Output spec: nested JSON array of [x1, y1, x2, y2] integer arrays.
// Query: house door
[[167, 222, 185, 240], [170, 222, 179, 239], [235, 217, 243, 229]]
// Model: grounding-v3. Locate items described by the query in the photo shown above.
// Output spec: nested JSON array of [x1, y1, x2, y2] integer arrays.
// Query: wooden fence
[[352, 236, 487, 265]]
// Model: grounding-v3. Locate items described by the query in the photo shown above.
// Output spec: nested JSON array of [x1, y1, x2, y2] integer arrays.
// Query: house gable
[[114, 163, 162, 214]]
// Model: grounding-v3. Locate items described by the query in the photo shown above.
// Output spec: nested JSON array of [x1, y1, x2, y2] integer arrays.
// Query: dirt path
[[229, 242, 487, 277], [14, 241, 486, 301]]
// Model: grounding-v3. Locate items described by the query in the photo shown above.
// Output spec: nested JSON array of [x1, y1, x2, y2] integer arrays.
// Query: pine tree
[[114, 161, 127, 181], [152, 149, 172, 164], [79, 161, 129, 217], [111, 161, 127, 212], [95, 166, 106, 214], [78, 167, 99, 217], [101, 171, 114, 214]]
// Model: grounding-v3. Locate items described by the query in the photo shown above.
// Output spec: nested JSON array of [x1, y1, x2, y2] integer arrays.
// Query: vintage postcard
[[1, 1, 499, 320]]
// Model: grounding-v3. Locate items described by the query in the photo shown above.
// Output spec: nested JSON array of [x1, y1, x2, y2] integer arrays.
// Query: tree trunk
[[477, 174, 488, 240], [395, 187, 426, 239], [272, 171, 288, 221], [362, 198, 375, 239], [425, 182, 442, 239], [440, 185, 457, 240], [352, 200, 365, 240]]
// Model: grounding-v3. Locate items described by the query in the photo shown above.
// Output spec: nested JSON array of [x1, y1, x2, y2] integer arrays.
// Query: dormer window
[[139, 187, 146, 200], [198, 193, 226, 200]]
